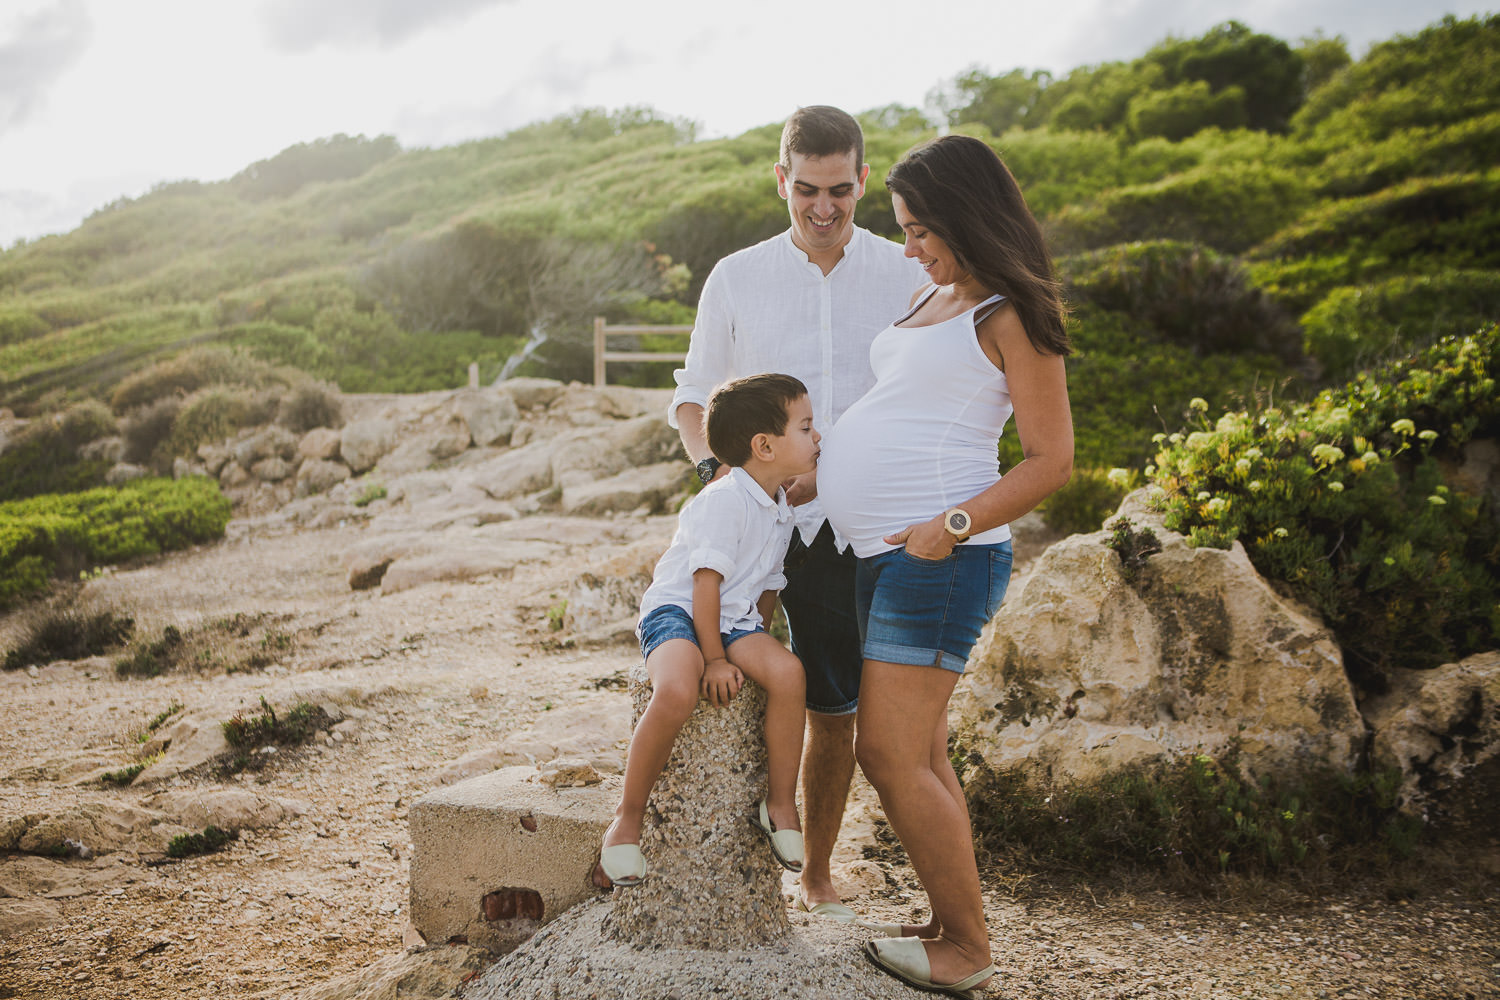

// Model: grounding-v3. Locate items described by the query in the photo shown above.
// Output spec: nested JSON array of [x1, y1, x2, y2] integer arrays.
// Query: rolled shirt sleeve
[[669, 264, 735, 428]]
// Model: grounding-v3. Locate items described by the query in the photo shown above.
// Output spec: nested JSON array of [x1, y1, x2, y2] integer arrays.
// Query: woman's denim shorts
[[854, 540, 1013, 674], [637, 603, 764, 660]]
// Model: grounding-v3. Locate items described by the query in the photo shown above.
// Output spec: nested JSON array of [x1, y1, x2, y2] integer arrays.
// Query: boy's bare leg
[[798, 711, 854, 906], [725, 633, 805, 833], [599, 638, 702, 868]]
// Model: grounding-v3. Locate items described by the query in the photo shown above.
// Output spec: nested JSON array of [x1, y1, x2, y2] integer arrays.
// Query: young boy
[[594, 373, 819, 888]]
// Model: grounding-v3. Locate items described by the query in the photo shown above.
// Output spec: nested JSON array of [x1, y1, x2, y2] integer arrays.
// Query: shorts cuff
[[806, 699, 858, 716], [863, 640, 966, 675]]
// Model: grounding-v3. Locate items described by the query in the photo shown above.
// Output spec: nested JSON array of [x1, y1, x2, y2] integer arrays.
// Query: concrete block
[[408, 765, 617, 953]]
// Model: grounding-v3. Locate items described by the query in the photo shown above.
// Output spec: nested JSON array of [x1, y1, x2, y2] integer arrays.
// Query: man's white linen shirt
[[669, 227, 925, 545], [636, 467, 796, 637]]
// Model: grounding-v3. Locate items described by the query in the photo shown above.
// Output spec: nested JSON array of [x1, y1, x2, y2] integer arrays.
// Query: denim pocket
[[985, 547, 1014, 619]]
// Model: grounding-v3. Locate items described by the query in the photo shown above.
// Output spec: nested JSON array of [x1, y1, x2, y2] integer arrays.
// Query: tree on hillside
[[231, 134, 401, 201], [932, 67, 1053, 134], [1143, 21, 1305, 133]]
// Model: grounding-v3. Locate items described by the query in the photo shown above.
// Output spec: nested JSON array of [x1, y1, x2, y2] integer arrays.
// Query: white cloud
[[258, 0, 517, 52], [0, 0, 93, 133]]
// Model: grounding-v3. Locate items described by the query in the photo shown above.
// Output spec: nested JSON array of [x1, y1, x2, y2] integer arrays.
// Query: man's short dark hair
[[705, 373, 809, 468], [780, 105, 864, 170]]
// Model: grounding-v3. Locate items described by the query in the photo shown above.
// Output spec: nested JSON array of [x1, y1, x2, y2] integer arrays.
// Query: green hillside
[[1, 14, 1497, 481]]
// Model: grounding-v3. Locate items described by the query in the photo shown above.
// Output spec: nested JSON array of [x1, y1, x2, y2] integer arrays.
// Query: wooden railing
[[593, 317, 692, 387]]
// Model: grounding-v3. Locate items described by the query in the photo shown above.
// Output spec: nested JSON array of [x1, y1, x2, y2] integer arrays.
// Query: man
[[669, 105, 925, 918]]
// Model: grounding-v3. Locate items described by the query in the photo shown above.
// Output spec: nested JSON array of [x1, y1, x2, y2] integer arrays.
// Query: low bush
[[1061, 240, 1303, 363], [108, 346, 280, 411], [1047, 161, 1310, 254], [1038, 467, 1131, 536], [0, 477, 232, 606], [2, 605, 135, 670], [115, 612, 296, 677], [219, 697, 326, 774], [962, 745, 1420, 883], [0, 400, 119, 502], [120, 396, 182, 468], [1145, 326, 1500, 689], [1300, 270, 1500, 382], [165, 386, 269, 462], [276, 379, 343, 433], [166, 825, 234, 859]]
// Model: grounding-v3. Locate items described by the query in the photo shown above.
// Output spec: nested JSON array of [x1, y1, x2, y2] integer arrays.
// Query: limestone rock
[[496, 377, 566, 411], [14, 801, 163, 855], [173, 456, 208, 480], [955, 517, 1363, 785], [465, 445, 554, 500], [251, 455, 293, 482], [80, 435, 124, 464], [453, 389, 520, 447], [219, 460, 251, 488], [379, 540, 559, 594], [341, 417, 397, 474], [550, 417, 683, 488], [378, 418, 473, 476], [148, 788, 309, 832], [288, 942, 494, 1000], [233, 425, 297, 468], [603, 665, 787, 950], [0, 898, 64, 939], [1365, 651, 1500, 826], [296, 457, 351, 498], [560, 461, 688, 517], [297, 426, 343, 461], [564, 538, 663, 640], [134, 713, 231, 783]]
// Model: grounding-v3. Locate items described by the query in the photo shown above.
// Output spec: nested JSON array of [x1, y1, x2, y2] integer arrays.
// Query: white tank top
[[819, 289, 1013, 558]]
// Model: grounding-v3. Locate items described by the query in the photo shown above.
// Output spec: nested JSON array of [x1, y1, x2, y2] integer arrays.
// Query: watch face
[[948, 510, 970, 533]]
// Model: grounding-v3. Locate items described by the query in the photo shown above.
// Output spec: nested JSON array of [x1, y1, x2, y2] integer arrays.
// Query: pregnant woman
[[818, 134, 1073, 998]]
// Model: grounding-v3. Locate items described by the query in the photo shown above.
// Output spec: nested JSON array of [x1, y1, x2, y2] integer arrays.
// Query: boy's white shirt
[[636, 467, 795, 637]]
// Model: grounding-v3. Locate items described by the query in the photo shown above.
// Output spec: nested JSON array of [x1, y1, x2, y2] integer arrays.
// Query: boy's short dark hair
[[780, 105, 864, 170], [705, 373, 808, 468]]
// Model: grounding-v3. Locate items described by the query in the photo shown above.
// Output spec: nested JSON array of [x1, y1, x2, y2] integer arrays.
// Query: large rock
[[453, 389, 520, 448], [563, 538, 663, 642], [560, 461, 688, 517], [495, 377, 566, 411], [233, 425, 297, 468], [1365, 651, 1500, 828], [550, 417, 683, 489], [378, 418, 473, 476], [296, 457, 351, 498], [465, 445, 555, 500], [297, 426, 343, 461], [955, 514, 1364, 785], [379, 540, 561, 594], [341, 418, 397, 474]]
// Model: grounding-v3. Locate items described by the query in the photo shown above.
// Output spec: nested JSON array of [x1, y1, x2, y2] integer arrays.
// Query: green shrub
[[276, 379, 343, 432], [1145, 326, 1500, 688], [1312, 110, 1500, 197], [1047, 161, 1310, 254], [1252, 173, 1500, 277], [0, 308, 48, 345], [166, 825, 234, 859], [165, 386, 264, 461], [120, 396, 182, 467], [0, 400, 118, 502], [109, 346, 258, 411], [1061, 240, 1303, 363], [0, 477, 232, 606], [219, 698, 326, 773], [962, 745, 1419, 882], [1300, 270, 1500, 381], [2, 606, 135, 670], [114, 624, 185, 678], [115, 613, 294, 677]]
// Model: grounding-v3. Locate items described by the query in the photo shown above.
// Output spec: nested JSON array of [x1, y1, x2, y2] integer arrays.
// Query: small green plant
[[166, 825, 235, 859], [546, 600, 568, 632], [144, 701, 185, 734], [100, 762, 146, 785], [221, 697, 323, 751], [114, 625, 185, 678], [3, 605, 135, 671], [1105, 517, 1163, 584], [351, 479, 387, 507]]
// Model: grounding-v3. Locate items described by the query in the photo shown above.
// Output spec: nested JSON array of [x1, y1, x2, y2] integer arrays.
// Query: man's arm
[[671, 266, 734, 464]]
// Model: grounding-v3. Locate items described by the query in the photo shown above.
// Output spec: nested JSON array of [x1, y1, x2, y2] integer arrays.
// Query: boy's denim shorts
[[854, 540, 1013, 674], [638, 604, 763, 661]]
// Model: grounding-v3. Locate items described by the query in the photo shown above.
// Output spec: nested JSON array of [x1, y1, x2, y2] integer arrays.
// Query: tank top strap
[[893, 284, 942, 326], [974, 294, 1007, 325]]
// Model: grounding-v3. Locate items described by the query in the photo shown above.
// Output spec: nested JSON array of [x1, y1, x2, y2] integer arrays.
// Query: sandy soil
[[1, 503, 1498, 1000]]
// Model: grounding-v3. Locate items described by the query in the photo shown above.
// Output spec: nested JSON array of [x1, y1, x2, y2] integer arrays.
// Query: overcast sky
[[0, 0, 1491, 248]]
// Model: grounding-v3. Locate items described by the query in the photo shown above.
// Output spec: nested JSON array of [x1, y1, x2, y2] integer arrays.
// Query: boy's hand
[[782, 469, 818, 507], [701, 657, 743, 707]]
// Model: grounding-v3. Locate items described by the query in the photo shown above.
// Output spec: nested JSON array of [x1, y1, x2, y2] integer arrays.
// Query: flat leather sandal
[[749, 798, 804, 872], [864, 936, 997, 999], [595, 843, 647, 888]]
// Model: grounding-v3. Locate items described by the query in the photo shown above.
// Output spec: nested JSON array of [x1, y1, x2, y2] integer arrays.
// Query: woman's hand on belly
[[884, 515, 955, 561]]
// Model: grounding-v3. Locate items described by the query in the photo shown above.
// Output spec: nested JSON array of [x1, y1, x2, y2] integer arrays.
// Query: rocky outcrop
[[955, 504, 1364, 785], [1365, 651, 1500, 828]]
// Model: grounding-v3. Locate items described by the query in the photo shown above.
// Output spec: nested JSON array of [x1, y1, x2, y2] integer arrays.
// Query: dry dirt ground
[[1, 504, 1498, 1000]]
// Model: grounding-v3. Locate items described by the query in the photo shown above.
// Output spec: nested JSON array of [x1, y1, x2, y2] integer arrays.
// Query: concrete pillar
[[601, 664, 789, 950]]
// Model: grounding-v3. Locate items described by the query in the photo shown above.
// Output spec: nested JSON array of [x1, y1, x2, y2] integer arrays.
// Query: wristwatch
[[695, 456, 722, 485], [942, 507, 973, 542]]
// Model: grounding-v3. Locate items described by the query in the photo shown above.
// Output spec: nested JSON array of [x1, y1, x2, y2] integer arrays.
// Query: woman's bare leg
[[856, 660, 991, 988]]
